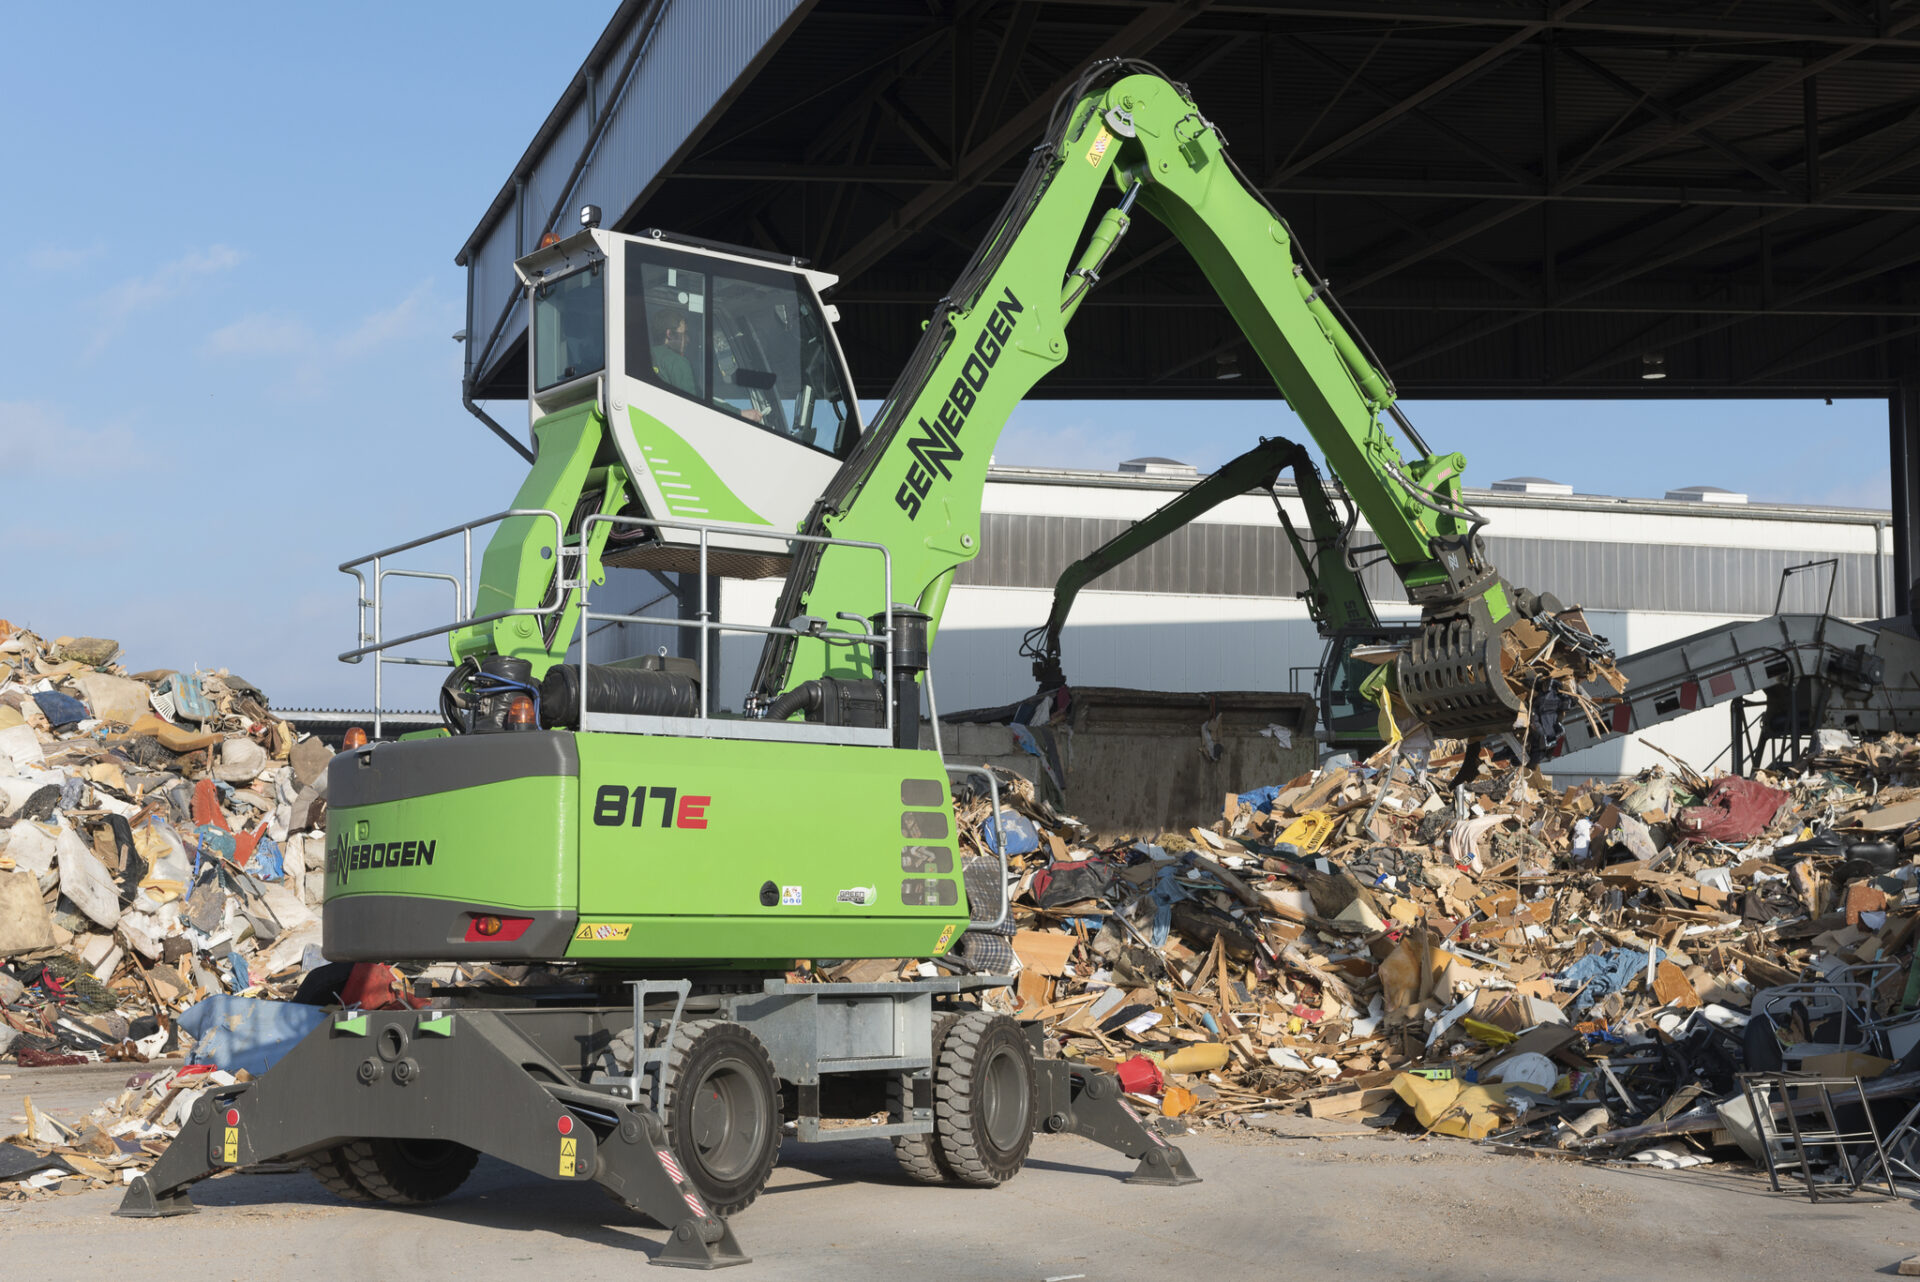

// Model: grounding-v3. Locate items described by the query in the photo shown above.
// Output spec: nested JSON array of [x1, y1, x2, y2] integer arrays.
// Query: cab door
[[604, 236, 861, 556]]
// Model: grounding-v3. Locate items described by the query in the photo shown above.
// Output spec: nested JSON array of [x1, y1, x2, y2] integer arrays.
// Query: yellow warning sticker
[[222, 1126, 238, 1164], [559, 1135, 577, 1177], [933, 923, 957, 955], [1085, 128, 1113, 167], [574, 922, 632, 942]]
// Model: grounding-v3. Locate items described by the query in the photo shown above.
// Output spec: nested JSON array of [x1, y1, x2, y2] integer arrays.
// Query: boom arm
[[751, 61, 1576, 740], [1020, 435, 1380, 690]]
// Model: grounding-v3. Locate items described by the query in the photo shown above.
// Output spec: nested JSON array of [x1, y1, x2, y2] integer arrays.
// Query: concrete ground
[[6, 1060, 1920, 1280]]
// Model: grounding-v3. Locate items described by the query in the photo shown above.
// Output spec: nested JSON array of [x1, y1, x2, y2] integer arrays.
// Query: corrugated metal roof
[[460, 0, 813, 398]]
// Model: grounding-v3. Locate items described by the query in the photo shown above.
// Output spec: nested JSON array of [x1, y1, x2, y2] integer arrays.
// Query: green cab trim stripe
[[629, 405, 769, 526]]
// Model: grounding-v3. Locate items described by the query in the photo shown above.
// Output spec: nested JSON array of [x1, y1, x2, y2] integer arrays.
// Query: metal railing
[[575, 512, 898, 746], [339, 506, 916, 747], [1774, 558, 1842, 618], [339, 509, 568, 737]]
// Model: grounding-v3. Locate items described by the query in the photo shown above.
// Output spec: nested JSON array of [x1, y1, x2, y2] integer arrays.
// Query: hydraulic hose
[[765, 683, 822, 722]]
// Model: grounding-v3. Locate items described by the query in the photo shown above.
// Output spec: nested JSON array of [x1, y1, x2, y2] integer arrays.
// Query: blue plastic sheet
[[248, 836, 285, 881], [176, 996, 329, 1077], [981, 811, 1040, 856], [1237, 785, 1283, 813], [1145, 864, 1197, 947], [193, 824, 236, 876]]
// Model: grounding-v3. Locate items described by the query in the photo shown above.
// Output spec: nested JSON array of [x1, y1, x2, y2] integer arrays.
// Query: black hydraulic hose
[[765, 682, 822, 722], [753, 60, 1156, 701]]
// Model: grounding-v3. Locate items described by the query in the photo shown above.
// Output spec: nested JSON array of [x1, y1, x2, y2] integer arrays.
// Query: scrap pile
[[937, 731, 1920, 1170], [0, 1063, 244, 1195], [1, 963, 441, 1198], [0, 619, 335, 1070]]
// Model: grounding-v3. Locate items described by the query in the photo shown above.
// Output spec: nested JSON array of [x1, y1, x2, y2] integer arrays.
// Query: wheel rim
[[688, 1055, 769, 1182], [979, 1043, 1029, 1152]]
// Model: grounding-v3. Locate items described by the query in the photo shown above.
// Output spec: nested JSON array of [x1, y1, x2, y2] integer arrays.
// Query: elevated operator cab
[[518, 226, 863, 576]]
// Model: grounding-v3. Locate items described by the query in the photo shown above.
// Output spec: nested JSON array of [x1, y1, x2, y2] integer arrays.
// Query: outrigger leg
[[115, 1008, 749, 1268]]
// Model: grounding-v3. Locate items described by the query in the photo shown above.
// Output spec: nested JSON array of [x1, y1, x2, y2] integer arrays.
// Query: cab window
[[532, 262, 605, 391], [626, 247, 858, 459]]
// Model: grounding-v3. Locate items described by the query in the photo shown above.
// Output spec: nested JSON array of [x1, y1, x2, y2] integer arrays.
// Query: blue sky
[[0, 4, 1890, 710]]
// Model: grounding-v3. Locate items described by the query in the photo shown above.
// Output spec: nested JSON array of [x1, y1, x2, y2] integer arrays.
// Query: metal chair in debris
[[1737, 1072, 1900, 1200], [1747, 964, 1900, 1069]]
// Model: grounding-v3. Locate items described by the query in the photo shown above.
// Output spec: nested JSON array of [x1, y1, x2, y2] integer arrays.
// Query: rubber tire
[[663, 1019, 782, 1217], [932, 1012, 1037, 1187], [338, 1137, 479, 1204], [303, 1146, 372, 1202], [890, 1012, 961, 1184]]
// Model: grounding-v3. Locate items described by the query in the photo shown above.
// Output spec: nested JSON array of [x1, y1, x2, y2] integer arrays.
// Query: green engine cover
[[322, 731, 970, 968]]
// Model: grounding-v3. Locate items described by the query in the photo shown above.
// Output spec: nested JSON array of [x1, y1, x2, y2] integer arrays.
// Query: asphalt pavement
[[5, 1061, 1918, 1280]]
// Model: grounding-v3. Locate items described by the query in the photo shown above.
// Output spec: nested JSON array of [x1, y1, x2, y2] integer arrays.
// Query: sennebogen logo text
[[893, 287, 1024, 520], [328, 834, 438, 884]]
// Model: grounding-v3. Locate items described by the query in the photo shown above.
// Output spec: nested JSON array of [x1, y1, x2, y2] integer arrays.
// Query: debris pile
[[0, 1063, 243, 1195], [927, 731, 1920, 1174], [0, 619, 336, 1071], [11, 602, 1920, 1197]]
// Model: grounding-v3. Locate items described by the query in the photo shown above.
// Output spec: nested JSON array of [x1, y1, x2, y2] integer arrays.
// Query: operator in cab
[[652, 306, 764, 424], [651, 307, 698, 395]]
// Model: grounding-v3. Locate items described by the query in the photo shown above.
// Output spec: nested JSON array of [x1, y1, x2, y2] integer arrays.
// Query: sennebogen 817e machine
[[118, 62, 1587, 1265]]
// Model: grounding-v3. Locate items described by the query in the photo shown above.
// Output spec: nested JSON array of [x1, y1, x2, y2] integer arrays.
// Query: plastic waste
[[1489, 1051, 1558, 1091], [166, 672, 215, 722], [136, 818, 192, 894], [1161, 1043, 1230, 1074], [55, 828, 120, 929], [247, 836, 286, 881], [1115, 1055, 1164, 1096], [176, 995, 328, 1077], [980, 811, 1040, 856]]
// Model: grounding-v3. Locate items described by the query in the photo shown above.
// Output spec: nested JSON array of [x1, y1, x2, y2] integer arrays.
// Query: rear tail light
[[463, 914, 533, 943]]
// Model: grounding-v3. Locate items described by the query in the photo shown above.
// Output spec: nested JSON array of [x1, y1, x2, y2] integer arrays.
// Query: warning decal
[[574, 922, 632, 942], [559, 1135, 578, 1177]]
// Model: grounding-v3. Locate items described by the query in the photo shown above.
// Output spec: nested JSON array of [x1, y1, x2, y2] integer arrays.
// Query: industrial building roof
[[461, 1, 1920, 407]]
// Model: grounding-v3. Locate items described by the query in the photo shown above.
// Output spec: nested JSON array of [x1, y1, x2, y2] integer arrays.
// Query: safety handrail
[[339, 508, 567, 662], [337, 507, 566, 736], [1774, 558, 1841, 619], [576, 511, 897, 738], [338, 507, 918, 744]]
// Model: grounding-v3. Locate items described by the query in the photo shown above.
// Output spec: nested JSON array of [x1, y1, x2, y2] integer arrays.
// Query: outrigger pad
[[593, 1109, 751, 1269], [114, 1173, 199, 1218], [655, 1216, 752, 1271], [1032, 1057, 1202, 1187]]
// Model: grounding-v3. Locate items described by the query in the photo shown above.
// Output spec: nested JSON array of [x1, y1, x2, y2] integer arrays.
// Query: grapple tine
[[1399, 609, 1524, 741]]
